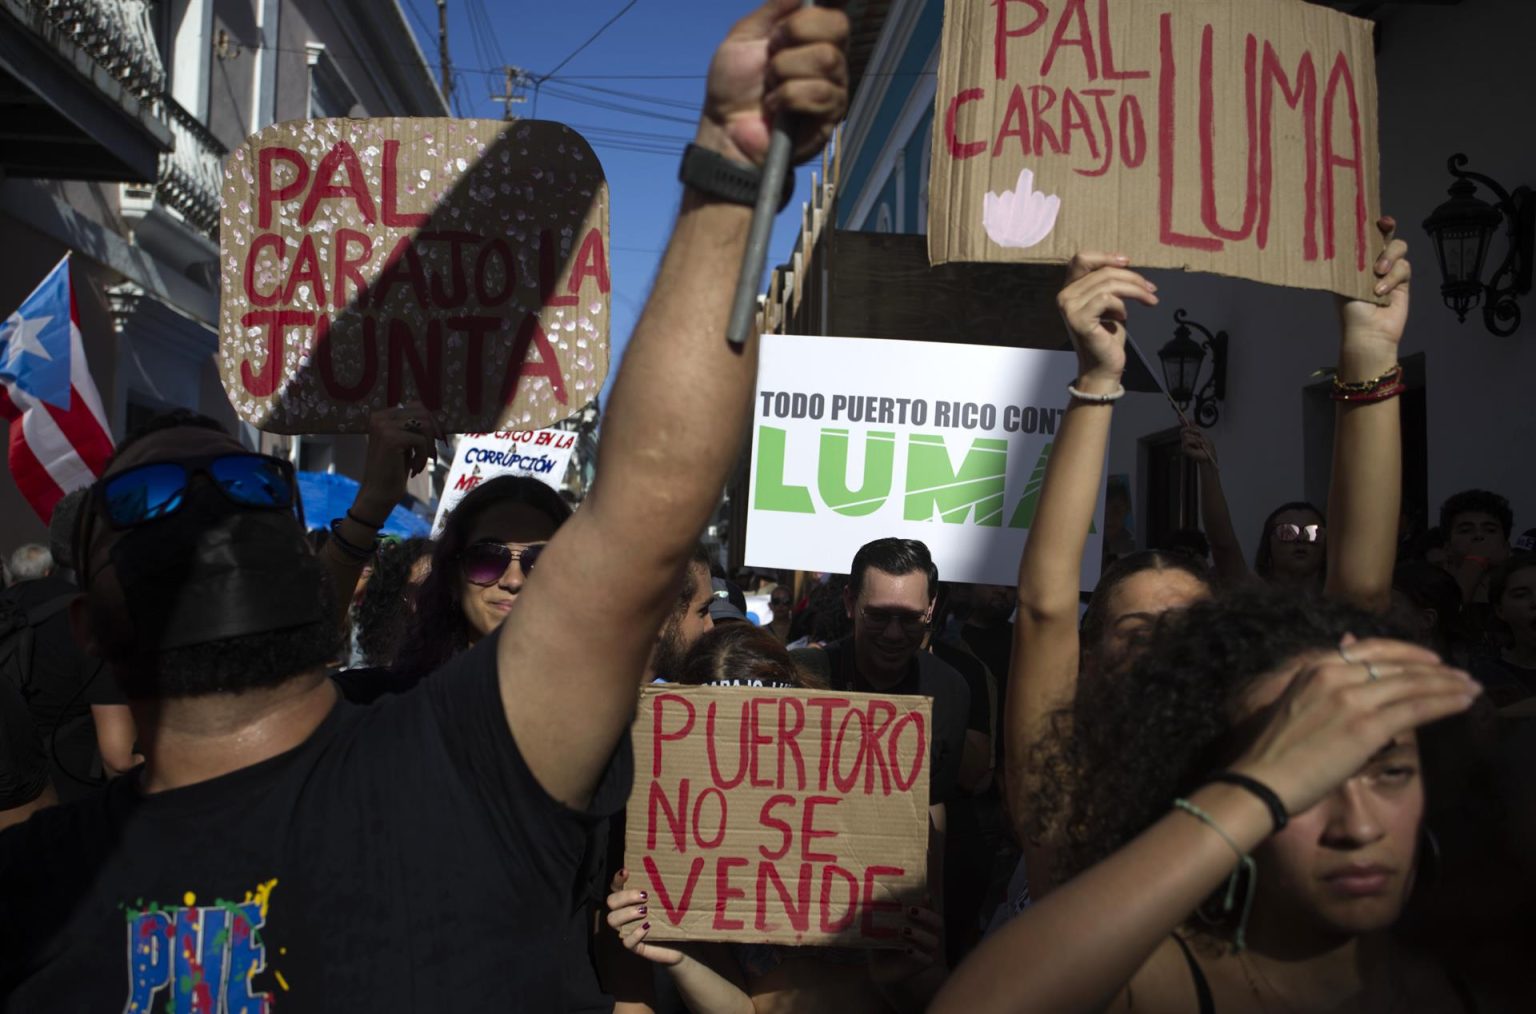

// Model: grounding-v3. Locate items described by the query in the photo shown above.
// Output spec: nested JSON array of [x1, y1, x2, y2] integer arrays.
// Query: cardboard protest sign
[[626, 685, 930, 947], [432, 428, 577, 535], [747, 334, 1104, 589], [929, 0, 1383, 302], [218, 117, 610, 434]]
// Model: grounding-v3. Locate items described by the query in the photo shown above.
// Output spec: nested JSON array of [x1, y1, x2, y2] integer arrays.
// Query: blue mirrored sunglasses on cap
[[95, 453, 301, 529]]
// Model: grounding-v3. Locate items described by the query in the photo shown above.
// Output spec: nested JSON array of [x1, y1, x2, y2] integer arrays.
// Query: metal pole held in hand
[[725, 0, 815, 347]]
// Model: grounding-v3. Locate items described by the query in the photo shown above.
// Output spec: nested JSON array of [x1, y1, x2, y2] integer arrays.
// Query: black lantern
[[1156, 309, 1228, 427], [1422, 154, 1533, 337]]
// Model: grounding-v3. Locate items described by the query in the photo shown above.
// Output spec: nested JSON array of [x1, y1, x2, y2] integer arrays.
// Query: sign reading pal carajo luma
[[746, 335, 1105, 589]]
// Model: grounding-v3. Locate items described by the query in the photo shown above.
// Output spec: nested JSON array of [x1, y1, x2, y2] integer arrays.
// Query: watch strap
[[678, 143, 794, 212]]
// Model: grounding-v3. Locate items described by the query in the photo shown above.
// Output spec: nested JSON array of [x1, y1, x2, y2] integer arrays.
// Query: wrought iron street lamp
[[1422, 154, 1532, 337], [1157, 309, 1228, 428]]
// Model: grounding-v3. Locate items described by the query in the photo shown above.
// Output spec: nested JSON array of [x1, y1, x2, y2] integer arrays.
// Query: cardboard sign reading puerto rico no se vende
[[218, 118, 610, 434], [626, 685, 931, 947], [930, 0, 1384, 303]]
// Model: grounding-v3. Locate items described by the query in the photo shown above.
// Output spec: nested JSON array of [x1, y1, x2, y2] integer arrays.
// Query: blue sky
[[400, 0, 818, 407]]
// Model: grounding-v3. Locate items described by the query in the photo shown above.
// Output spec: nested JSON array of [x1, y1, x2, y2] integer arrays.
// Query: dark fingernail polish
[[642, 922, 651, 931], [908, 907, 920, 917], [639, 891, 647, 901], [638, 906, 648, 916]]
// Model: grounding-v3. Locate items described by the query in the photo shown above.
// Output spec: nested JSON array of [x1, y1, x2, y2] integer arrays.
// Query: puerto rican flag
[[0, 255, 113, 523]]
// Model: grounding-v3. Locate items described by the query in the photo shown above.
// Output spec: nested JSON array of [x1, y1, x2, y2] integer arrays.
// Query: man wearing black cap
[[0, 4, 850, 1009]]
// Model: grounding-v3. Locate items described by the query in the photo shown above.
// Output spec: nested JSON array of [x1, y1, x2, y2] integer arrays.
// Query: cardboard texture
[[218, 118, 610, 433], [626, 685, 931, 947], [432, 428, 577, 535], [930, 0, 1384, 302]]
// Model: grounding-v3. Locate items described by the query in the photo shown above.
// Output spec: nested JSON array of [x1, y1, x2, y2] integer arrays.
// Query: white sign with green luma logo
[[746, 334, 1106, 589]]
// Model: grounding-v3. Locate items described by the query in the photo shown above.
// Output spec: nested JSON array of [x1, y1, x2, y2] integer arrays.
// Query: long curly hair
[[1029, 587, 1405, 883], [391, 476, 571, 682], [355, 537, 434, 667]]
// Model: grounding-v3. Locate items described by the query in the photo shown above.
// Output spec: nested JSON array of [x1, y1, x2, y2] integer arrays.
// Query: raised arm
[[1325, 218, 1411, 613], [325, 404, 438, 633], [1181, 427, 1251, 587], [1005, 254, 1157, 856], [501, 0, 850, 809]]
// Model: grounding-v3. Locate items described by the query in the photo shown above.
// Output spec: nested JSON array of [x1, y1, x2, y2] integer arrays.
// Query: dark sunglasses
[[1272, 523, 1324, 544], [95, 453, 300, 529], [461, 541, 546, 586]]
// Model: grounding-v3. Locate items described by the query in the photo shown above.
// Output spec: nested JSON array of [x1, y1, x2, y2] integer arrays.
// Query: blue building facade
[[836, 0, 942, 236]]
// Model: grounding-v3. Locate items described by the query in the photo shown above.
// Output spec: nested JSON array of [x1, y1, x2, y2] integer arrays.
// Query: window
[[306, 44, 358, 118], [298, 437, 334, 474]]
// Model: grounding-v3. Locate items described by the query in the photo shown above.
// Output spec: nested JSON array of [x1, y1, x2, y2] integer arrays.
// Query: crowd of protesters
[[1, 1, 1533, 1011]]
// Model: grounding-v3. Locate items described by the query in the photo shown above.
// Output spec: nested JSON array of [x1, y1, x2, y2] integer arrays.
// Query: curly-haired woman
[[352, 536, 433, 669], [936, 588, 1485, 1013]]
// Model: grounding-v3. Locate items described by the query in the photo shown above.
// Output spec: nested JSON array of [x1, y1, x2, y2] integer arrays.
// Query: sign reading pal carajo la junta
[[218, 117, 610, 434]]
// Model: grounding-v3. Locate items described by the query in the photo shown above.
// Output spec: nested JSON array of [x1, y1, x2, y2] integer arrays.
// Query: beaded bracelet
[[1332, 381, 1405, 404], [1066, 381, 1126, 403], [1330, 363, 1401, 395]]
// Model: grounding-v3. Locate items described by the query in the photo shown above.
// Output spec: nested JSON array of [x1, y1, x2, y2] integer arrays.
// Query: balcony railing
[[24, 0, 166, 107], [159, 97, 227, 240]]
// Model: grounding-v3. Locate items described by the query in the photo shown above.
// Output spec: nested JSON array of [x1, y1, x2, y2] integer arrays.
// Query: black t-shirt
[[331, 659, 617, 1013], [930, 638, 994, 738], [0, 630, 632, 1012], [960, 622, 1014, 767], [792, 638, 972, 806]]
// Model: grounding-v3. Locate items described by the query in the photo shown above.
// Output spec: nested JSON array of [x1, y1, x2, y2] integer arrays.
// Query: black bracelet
[[345, 508, 386, 530], [1208, 771, 1288, 834], [327, 518, 376, 561]]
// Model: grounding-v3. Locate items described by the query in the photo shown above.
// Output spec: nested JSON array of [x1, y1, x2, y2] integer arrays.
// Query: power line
[[537, 0, 640, 82], [546, 77, 698, 112], [538, 83, 696, 125]]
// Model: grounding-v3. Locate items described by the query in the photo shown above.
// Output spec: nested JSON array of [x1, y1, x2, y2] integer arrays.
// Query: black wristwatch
[[678, 143, 794, 212]]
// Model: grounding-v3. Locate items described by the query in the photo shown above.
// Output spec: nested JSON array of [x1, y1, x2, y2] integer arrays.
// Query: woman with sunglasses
[[1182, 427, 1329, 592], [388, 475, 572, 686]]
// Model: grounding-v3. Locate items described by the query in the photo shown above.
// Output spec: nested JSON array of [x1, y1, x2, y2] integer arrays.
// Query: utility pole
[[490, 67, 528, 120], [436, 0, 453, 106]]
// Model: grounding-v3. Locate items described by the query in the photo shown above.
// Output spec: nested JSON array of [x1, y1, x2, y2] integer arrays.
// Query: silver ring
[[1338, 644, 1355, 665], [1365, 662, 1382, 682]]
